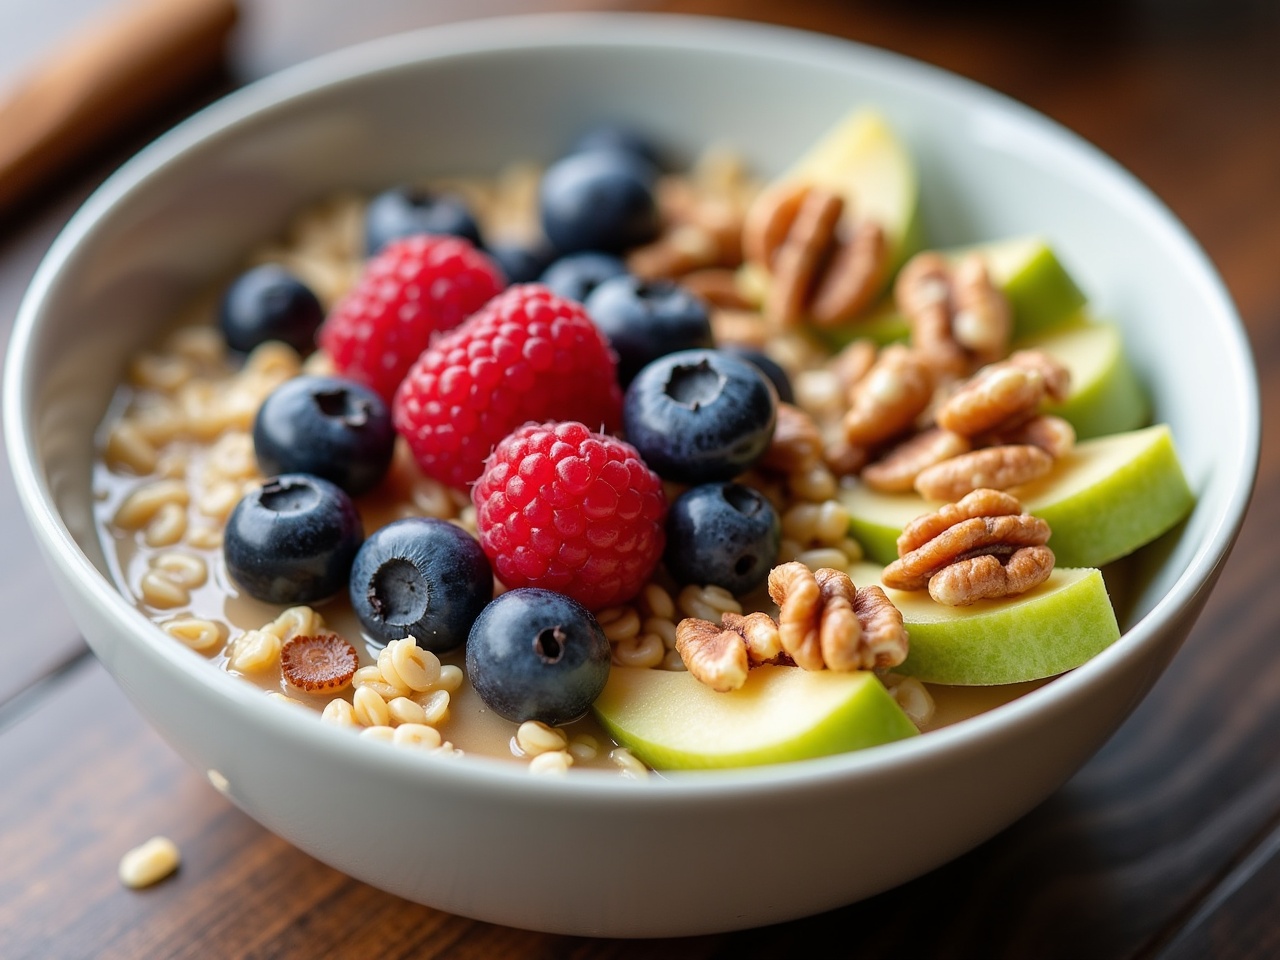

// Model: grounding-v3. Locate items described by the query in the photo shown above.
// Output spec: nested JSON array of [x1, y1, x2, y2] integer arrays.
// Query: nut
[[862, 427, 972, 493], [764, 187, 845, 327], [745, 182, 888, 327], [829, 338, 877, 390], [759, 402, 824, 473], [842, 345, 935, 448], [679, 267, 754, 309], [927, 545, 1056, 606], [913, 444, 1054, 501], [882, 488, 1053, 604], [978, 413, 1076, 459], [675, 618, 749, 691], [767, 562, 907, 671], [895, 251, 1011, 376], [721, 611, 787, 665], [937, 351, 1072, 437]]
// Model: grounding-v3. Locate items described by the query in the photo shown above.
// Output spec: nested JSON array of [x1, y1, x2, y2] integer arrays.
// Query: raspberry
[[472, 421, 667, 610], [318, 234, 504, 401], [393, 284, 624, 489]]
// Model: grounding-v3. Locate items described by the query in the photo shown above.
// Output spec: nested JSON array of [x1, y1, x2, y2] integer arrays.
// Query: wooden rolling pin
[[0, 0, 238, 215]]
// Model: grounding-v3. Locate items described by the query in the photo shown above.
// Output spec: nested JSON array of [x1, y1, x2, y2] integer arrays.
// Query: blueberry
[[218, 264, 323, 356], [539, 150, 660, 254], [584, 276, 713, 386], [487, 240, 555, 285], [566, 122, 665, 170], [466, 588, 610, 725], [253, 376, 395, 497], [364, 186, 483, 256], [623, 349, 777, 484], [720, 345, 795, 404], [349, 518, 492, 652], [664, 483, 780, 595], [223, 474, 363, 605], [539, 251, 628, 303]]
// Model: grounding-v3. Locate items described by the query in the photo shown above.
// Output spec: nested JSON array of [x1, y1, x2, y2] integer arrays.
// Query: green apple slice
[[592, 665, 917, 771], [782, 108, 923, 270], [847, 562, 1120, 685], [969, 235, 1088, 338], [841, 424, 1194, 568], [1019, 320, 1150, 439]]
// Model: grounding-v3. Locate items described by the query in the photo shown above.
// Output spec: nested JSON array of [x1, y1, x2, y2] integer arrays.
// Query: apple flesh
[[848, 562, 1120, 685], [842, 424, 1195, 568], [1018, 320, 1149, 439], [973, 235, 1088, 338], [592, 665, 918, 771]]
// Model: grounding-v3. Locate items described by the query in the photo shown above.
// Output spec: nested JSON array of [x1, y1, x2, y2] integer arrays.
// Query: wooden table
[[2, 2, 1278, 957]]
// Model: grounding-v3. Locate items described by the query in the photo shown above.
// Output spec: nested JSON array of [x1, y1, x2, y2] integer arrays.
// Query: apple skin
[[592, 665, 918, 771], [849, 563, 1121, 686], [1018, 320, 1150, 439], [842, 424, 1195, 569], [977, 236, 1088, 338]]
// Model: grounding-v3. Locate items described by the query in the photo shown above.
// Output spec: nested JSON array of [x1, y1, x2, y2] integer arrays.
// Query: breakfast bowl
[[2, 13, 1258, 937]]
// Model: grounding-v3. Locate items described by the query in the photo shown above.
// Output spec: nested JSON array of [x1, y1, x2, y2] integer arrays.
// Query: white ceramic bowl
[[3, 14, 1258, 937]]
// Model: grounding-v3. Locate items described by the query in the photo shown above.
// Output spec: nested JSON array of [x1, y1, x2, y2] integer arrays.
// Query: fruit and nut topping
[[92, 108, 1195, 774]]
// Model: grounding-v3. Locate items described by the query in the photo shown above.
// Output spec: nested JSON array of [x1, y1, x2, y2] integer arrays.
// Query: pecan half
[[842, 345, 935, 448], [675, 618, 749, 691], [765, 188, 844, 327], [978, 413, 1076, 459], [745, 182, 887, 328], [883, 488, 1054, 605], [862, 427, 972, 493], [913, 444, 1054, 501], [937, 352, 1072, 437], [896, 251, 1011, 377]]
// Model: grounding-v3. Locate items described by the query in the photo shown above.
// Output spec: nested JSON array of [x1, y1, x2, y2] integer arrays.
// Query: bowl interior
[[7, 13, 1256, 754]]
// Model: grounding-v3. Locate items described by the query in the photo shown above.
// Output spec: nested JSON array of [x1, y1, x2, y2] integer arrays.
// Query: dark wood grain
[[2, 1, 1279, 958]]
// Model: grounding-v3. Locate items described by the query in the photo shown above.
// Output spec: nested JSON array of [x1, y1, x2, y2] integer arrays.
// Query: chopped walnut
[[767, 562, 908, 671], [829, 337, 877, 390], [628, 176, 747, 279], [721, 611, 787, 665], [680, 267, 754, 309], [883, 488, 1054, 605], [675, 618, 749, 691]]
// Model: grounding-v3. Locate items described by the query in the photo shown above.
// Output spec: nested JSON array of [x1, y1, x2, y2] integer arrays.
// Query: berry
[[348, 517, 492, 652], [223, 474, 363, 605], [623, 348, 778, 484], [317, 234, 504, 402], [488, 240, 556, 284], [466, 588, 611, 725], [721, 344, 795, 404], [539, 150, 660, 254], [567, 122, 665, 170], [664, 482, 781, 595], [394, 285, 624, 489], [539, 251, 628, 303], [363, 186, 483, 256], [472, 421, 667, 610], [584, 275, 713, 386], [219, 264, 323, 355], [253, 376, 395, 497]]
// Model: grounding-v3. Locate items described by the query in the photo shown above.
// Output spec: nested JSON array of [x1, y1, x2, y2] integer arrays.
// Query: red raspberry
[[473, 421, 667, 610], [318, 234, 504, 401], [393, 284, 624, 489]]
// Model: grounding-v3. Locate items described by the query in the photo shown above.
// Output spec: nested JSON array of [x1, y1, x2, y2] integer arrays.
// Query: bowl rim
[[2, 11, 1261, 798]]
